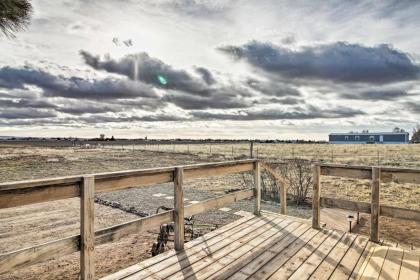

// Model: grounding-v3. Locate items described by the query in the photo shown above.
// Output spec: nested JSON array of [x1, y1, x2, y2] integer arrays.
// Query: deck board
[[101, 211, 420, 280]]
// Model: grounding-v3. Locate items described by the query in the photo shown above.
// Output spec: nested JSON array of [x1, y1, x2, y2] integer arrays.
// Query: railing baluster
[[81, 176, 95, 280], [370, 167, 381, 243], [174, 167, 185, 250], [254, 161, 261, 215], [312, 165, 321, 229]]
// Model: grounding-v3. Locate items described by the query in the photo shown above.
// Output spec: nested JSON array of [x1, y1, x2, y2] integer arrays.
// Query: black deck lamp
[[347, 215, 354, 233]]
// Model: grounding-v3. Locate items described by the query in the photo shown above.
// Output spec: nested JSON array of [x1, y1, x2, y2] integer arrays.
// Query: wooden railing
[[312, 163, 420, 243], [0, 159, 261, 279]]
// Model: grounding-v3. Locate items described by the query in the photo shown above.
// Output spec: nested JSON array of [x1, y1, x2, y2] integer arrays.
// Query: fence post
[[254, 161, 261, 215], [81, 176, 95, 280], [370, 167, 381, 243], [174, 167, 185, 250], [250, 141, 254, 158], [312, 165, 321, 229], [280, 182, 287, 215]]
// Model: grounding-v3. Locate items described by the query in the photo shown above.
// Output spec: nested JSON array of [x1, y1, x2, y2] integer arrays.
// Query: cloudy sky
[[1, 0, 420, 140]]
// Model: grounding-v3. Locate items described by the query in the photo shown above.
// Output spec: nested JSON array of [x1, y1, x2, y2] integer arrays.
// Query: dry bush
[[280, 159, 313, 205]]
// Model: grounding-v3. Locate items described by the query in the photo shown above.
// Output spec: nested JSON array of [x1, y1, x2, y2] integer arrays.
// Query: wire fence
[[102, 142, 420, 169]]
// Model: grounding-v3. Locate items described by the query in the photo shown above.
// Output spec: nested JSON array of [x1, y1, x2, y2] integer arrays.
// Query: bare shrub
[[281, 159, 313, 205]]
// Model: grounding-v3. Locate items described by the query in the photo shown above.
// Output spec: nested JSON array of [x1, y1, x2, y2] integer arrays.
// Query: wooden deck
[[102, 211, 420, 280]]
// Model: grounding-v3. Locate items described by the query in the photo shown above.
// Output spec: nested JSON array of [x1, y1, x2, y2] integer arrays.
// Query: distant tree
[[0, 0, 32, 38], [99, 134, 105, 140], [412, 125, 420, 143], [393, 127, 405, 133]]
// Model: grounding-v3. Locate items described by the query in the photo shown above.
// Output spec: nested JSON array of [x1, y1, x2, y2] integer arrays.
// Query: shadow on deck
[[101, 211, 420, 280]]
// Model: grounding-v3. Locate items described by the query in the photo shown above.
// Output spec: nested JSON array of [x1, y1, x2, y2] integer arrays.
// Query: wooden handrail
[[0, 159, 260, 278], [260, 162, 288, 215], [318, 163, 420, 184], [0, 159, 256, 209], [312, 163, 420, 243]]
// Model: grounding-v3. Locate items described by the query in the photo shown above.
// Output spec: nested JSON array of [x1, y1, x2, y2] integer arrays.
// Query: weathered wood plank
[[359, 246, 388, 280], [237, 226, 318, 279], [173, 167, 184, 251], [320, 197, 371, 213], [267, 229, 332, 279], [328, 235, 369, 279], [381, 169, 420, 184], [313, 165, 321, 229], [380, 205, 420, 222], [80, 176, 95, 280], [310, 232, 357, 279], [183, 161, 254, 179], [95, 171, 173, 193], [371, 167, 381, 243], [0, 183, 80, 209], [378, 247, 404, 280], [95, 211, 173, 245], [348, 241, 376, 279], [178, 219, 295, 280], [318, 163, 420, 184], [184, 189, 254, 217], [288, 231, 344, 280], [209, 222, 303, 280], [129, 215, 283, 279], [398, 250, 420, 280], [320, 165, 371, 179], [0, 235, 79, 274]]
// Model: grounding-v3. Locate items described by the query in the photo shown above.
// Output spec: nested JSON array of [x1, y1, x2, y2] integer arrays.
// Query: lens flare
[[157, 75, 168, 85]]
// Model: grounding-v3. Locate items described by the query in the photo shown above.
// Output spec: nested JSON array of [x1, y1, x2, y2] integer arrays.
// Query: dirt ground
[[0, 199, 164, 279], [0, 144, 419, 279]]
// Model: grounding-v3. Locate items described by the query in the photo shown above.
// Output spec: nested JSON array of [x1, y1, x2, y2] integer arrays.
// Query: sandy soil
[[0, 198, 165, 280]]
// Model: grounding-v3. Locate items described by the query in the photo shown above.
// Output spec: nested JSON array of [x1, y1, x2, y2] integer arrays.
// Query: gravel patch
[[96, 184, 312, 228]]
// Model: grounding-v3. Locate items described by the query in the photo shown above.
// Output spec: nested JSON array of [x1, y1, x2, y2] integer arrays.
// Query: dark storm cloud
[[259, 97, 303, 105], [80, 50, 211, 95], [76, 114, 187, 124], [80, 50, 256, 109], [55, 103, 121, 115], [339, 90, 408, 100], [219, 41, 420, 84], [0, 98, 57, 109], [0, 66, 157, 99], [194, 67, 216, 85], [191, 105, 364, 121], [162, 91, 250, 110], [0, 108, 56, 119], [246, 79, 301, 97]]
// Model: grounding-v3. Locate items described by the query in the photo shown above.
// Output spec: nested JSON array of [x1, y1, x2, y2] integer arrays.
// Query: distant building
[[329, 131, 409, 144]]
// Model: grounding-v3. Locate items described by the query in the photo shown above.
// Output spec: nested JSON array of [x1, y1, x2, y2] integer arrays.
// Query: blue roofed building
[[329, 130, 409, 144]]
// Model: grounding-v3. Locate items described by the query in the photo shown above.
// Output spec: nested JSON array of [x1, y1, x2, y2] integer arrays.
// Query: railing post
[[370, 167, 381, 243], [174, 167, 185, 250], [312, 165, 321, 229], [254, 161, 261, 215], [81, 176, 95, 280]]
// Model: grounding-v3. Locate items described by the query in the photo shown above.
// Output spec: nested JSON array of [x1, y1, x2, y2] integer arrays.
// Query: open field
[[0, 143, 419, 279], [115, 142, 420, 168]]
